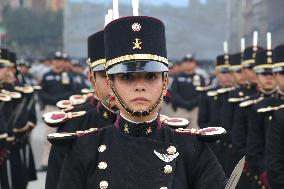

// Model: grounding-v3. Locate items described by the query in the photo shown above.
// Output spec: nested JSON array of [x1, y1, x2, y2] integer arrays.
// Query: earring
[[164, 90, 171, 97]]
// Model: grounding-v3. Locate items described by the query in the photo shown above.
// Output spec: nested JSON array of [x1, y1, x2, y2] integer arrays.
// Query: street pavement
[[27, 106, 47, 189]]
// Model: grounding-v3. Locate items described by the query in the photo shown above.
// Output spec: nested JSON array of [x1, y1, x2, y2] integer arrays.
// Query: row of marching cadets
[[197, 30, 284, 189], [40, 1, 247, 189], [0, 47, 38, 188], [37, 50, 93, 172]]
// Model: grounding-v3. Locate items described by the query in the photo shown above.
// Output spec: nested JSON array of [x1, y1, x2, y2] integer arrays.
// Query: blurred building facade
[[64, 0, 227, 61], [227, 0, 284, 53], [0, 0, 66, 11]]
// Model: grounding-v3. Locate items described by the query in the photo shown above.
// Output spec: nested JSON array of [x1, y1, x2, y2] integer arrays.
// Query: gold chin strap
[[106, 73, 167, 117]]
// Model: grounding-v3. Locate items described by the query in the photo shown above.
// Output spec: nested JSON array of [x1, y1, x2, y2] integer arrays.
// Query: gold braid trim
[[273, 62, 284, 68], [253, 64, 273, 71], [230, 65, 242, 70], [105, 54, 168, 69], [242, 59, 255, 66], [87, 58, 106, 69]]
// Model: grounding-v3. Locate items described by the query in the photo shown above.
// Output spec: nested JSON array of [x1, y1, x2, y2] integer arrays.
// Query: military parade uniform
[[45, 31, 118, 189], [171, 62, 205, 128], [231, 46, 264, 188], [198, 54, 233, 129], [10, 53, 38, 188], [218, 53, 245, 177], [70, 61, 91, 94], [0, 48, 39, 189], [266, 45, 284, 189], [39, 53, 75, 169], [0, 48, 13, 189], [39, 67, 75, 108], [54, 15, 227, 189], [57, 115, 227, 189], [266, 108, 284, 189], [254, 44, 284, 189]]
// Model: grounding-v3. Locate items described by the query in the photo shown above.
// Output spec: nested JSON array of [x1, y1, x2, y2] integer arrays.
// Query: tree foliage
[[2, 6, 63, 58]]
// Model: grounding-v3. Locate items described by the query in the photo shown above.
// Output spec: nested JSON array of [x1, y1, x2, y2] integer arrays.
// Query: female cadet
[[57, 16, 227, 189]]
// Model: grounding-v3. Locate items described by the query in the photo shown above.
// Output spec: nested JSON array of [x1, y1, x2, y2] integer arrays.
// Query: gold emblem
[[124, 124, 129, 134], [133, 38, 142, 49], [267, 57, 272, 64], [61, 72, 70, 85], [163, 165, 173, 174], [146, 127, 152, 134], [98, 145, 107, 152], [239, 91, 244, 97], [103, 111, 108, 119], [98, 162, 108, 170], [167, 146, 176, 155], [132, 23, 141, 31], [99, 181, 108, 189]]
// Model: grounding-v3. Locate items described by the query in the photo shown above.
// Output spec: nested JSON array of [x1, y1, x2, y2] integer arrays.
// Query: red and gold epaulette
[[161, 116, 189, 129], [175, 127, 226, 143], [69, 95, 87, 105], [195, 85, 213, 92], [159, 114, 169, 122], [1, 89, 22, 99], [32, 85, 42, 91], [217, 87, 235, 94], [81, 88, 94, 94], [0, 93, 12, 102], [47, 128, 99, 146], [257, 104, 284, 113], [239, 97, 264, 107], [56, 95, 89, 110], [228, 96, 250, 103], [42, 110, 86, 127], [14, 86, 34, 94], [0, 133, 8, 140], [56, 99, 73, 109]]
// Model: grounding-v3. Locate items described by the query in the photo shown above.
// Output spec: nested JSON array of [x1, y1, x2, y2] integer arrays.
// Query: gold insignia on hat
[[239, 91, 244, 97], [132, 23, 141, 32], [124, 124, 129, 134], [146, 127, 152, 134], [103, 111, 108, 119], [133, 38, 142, 49]]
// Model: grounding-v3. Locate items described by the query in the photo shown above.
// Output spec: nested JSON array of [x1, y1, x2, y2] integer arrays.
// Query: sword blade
[[225, 156, 246, 189], [6, 159, 12, 189]]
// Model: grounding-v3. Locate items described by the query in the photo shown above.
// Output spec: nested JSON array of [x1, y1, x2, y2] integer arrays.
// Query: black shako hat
[[104, 16, 168, 74], [215, 54, 231, 73], [253, 49, 273, 74], [229, 53, 242, 72], [242, 46, 263, 68], [17, 59, 31, 68], [9, 51, 17, 67], [272, 44, 284, 73], [0, 48, 12, 68], [87, 30, 106, 72]]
